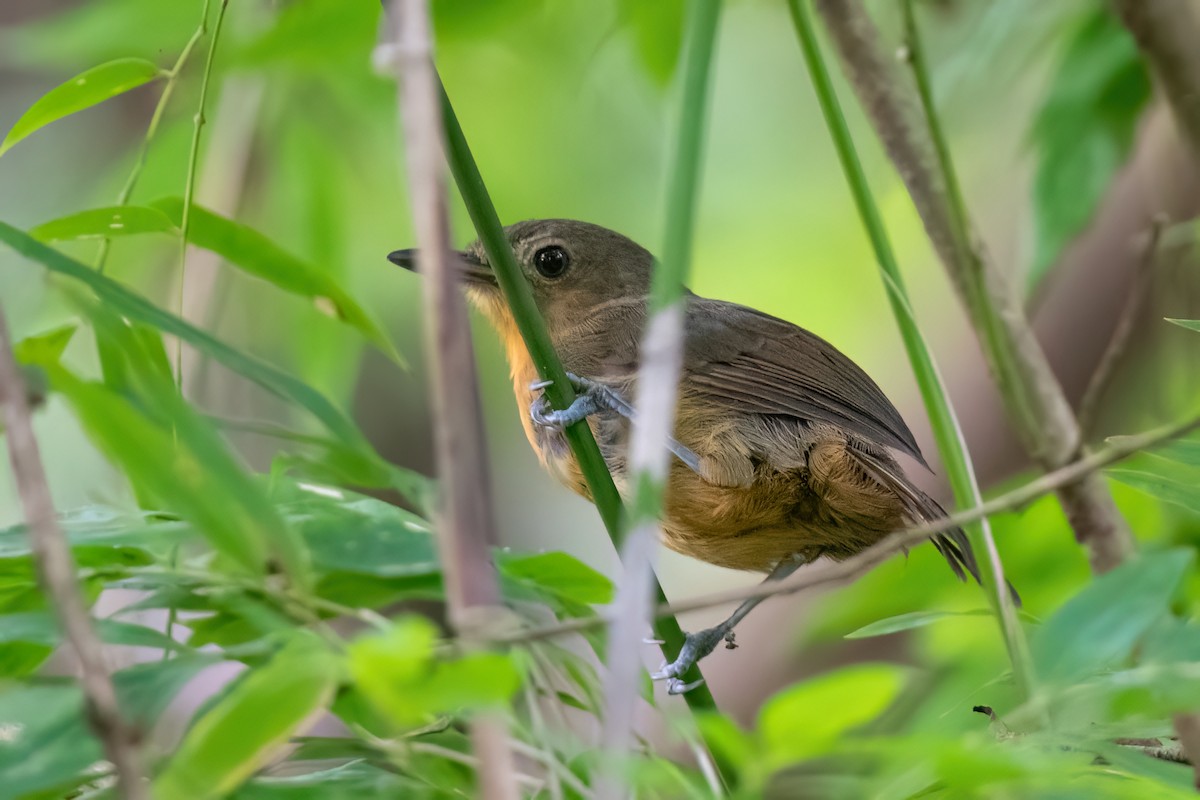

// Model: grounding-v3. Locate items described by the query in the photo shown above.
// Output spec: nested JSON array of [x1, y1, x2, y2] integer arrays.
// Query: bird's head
[[389, 219, 655, 336]]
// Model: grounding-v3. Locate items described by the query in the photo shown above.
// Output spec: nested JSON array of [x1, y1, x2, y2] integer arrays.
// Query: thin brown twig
[[0, 308, 147, 799], [818, 0, 1134, 573], [379, 1, 519, 798], [892, 2, 1200, 772], [478, 410, 1200, 648], [1077, 216, 1167, 438]]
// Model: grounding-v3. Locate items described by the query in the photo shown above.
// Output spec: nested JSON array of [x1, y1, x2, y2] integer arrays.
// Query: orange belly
[[511, 375, 906, 573]]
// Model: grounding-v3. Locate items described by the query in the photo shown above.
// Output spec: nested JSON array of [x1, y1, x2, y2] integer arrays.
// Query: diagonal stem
[[380, 1, 518, 797], [813, 0, 1133, 574], [788, 0, 1032, 700], [0, 308, 147, 799], [437, 79, 732, 785]]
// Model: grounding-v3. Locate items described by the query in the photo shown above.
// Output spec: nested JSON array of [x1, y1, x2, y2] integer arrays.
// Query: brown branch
[[1113, 0, 1200, 162], [1076, 217, 1166, 436], [814, 0, 1133, 573], [479, 410, 1200, 648], [0, 308, 147, 798], [379, 2, 518, 798]]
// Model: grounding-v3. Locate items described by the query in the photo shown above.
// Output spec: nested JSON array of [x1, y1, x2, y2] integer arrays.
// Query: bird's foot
[[529, 373, 629, 429], [651, 624, 736, 695], [529, 374, 704, 473]]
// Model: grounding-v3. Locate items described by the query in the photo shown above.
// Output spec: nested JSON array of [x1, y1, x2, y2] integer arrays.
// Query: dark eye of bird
[[533, 245, 570, 278]]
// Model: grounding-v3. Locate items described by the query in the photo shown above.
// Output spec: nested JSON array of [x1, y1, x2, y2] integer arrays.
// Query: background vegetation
[[2, 0, 1200, 797]]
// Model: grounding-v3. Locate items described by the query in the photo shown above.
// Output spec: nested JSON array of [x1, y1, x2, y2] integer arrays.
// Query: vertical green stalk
[[787, 0, 1033, 699], [628, 0, 723, 523], [177, 0, 229, 390], [438, 85, 729, 740], [599, 0, 722, 788], [96, 0, 211, 274]]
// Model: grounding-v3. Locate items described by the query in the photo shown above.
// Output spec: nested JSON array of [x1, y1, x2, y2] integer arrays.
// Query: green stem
[[651, 0, 720, 314], [896, 0, 1038, 455], [176, 0, 230, 390], [787, 0, 1033, 700], [96, 0, 211, 274], [437, 82, 730, 757], [628, 0, 722, 523]]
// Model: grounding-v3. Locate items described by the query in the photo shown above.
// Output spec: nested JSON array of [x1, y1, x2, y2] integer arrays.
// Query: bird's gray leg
[[530, 374, 702, 473], [652, 556, 808, 695]]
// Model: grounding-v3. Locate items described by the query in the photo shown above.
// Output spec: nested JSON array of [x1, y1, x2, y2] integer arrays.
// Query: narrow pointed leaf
[[0, 219, 369, 448], [0, 58, 165, 156], [151, 198, 402, 364], [153, 631, 340, 800], [1108, 469, 1200, 516], [30, 205, 177, 241], [845, 609, 994, 639], [1032, 549, 1193, 683], [1167, 318, 1200, 334], [0, 611, 184, 652]]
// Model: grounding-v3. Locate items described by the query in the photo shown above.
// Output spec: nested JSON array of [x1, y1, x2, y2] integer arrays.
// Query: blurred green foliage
[[0, 0, 1198, 797]]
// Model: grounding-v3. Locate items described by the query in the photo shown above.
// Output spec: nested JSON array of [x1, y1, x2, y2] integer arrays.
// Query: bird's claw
[[528, 374, 613, 430], [529, 393, 569, 429], [666, 678, 706, 695], [650, 625, 731, 694]]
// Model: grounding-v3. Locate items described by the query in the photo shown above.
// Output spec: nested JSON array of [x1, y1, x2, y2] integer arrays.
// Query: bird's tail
[[848, 446, 979, 582], [849, 445, 1021, 603]]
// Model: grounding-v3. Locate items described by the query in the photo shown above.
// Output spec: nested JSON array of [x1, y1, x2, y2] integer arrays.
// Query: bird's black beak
[[388, 248, 497, 286]]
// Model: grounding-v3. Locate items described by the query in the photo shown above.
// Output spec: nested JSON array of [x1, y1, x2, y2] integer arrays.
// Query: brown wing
[[683, 296, 926, 465]]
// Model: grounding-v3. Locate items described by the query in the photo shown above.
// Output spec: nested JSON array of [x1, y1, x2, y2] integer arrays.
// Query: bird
[[388, 218, 980, 694]]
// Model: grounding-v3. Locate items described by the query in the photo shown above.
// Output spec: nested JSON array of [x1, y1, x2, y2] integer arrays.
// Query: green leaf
[[1167, 318, 1200, 334], [0, 505, 189, 560], [757, 663, 906, 766], [117, 654, 220, 725], [1031, 549, 1193, 684], [0, 683, 101, 799], [154, 631, 340, 800], [0, 58, 164, 156], [1026, 9, 1150, 291], [1107, 432, 1200, 469], [695, 712, 754, 776], [497, 551, 614, 605], [349, 617, 521, 728], [0, 656, 212, 798], [229, 419, 432, 513], [230, 762, 430, 799], [13, 324, 76, 364], [844, 609, 993, 639], [286, 737, 382, 763], [29, 349, 307, 582], [30, 205, 177, 241], [1107, 468, 1200, 516], [0, 611, 183, 652], [151, 198, 401, 364], [0, 219, 369, 449]]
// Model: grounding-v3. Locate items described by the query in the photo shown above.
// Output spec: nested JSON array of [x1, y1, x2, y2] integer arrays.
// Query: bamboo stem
[[787, 0, 1032, 700], [381, 1, 518, 797], [436, 84, 728, 729], [0, 309, 148, 799], [811, 0, 1133, 574], [598, 0, 722, 794]]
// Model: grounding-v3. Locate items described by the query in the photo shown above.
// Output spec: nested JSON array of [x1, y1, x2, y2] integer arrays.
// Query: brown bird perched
[[389, 219, 979, 693]]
